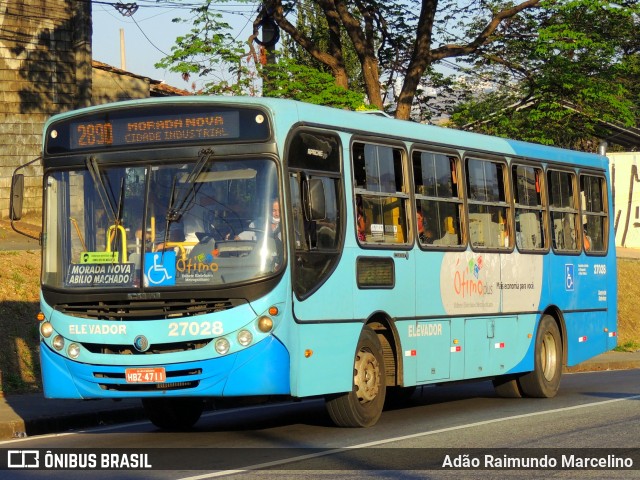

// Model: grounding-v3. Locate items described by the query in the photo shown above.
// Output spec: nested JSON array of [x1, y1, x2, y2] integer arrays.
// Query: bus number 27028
[[168, 321, 224, 337]]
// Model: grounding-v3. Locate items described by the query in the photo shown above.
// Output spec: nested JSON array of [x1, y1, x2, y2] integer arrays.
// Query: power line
[[129, 13, 170, 56], [91, 1, 257, 12]]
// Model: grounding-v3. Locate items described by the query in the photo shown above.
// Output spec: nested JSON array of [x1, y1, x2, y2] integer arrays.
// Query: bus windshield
[[43, 157, 282, 290]]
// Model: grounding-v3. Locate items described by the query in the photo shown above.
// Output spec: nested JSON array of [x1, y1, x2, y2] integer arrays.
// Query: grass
[[0, 250, 42, 394], [0, 249, 638, 395], [614, 258, 640, 351]]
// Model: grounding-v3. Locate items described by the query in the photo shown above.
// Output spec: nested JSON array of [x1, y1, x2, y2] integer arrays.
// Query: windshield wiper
[[161, 148, 214, 249], [87, 156, 117, 223], [87, 156, 126, 258]]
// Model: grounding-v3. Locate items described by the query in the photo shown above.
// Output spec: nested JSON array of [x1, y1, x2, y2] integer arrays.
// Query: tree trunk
[[362, 56, 383, 109], [333, 67, 349, 90]]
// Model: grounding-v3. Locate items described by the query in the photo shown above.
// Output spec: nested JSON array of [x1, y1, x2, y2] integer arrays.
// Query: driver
[[232, 199, 281, 241]]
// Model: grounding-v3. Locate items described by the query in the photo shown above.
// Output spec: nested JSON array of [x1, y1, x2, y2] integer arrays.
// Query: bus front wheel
[[142, 397, 204, 430], [325, 326, 386, 427], [519, 315, 563, 398]]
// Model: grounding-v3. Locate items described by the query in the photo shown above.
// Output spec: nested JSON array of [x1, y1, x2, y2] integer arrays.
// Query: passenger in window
[[356, 197, 366, 242], [416, 207, 433, 244], [500, 214, 509, 248], [583, 224, 592, 251], [433, 216, 459, 246]]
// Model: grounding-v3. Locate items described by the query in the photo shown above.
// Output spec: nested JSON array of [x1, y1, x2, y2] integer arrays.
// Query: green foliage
[[264, 58, 370, 110], [154, 1, 254, 94], [451, 0, 639, 149]]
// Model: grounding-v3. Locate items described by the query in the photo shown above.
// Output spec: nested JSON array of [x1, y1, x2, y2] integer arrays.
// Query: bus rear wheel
[[142, 397, 204, 430], [492, 375, 523, 398], [519, 315, 563, 398], [325, 327, 386, 427]]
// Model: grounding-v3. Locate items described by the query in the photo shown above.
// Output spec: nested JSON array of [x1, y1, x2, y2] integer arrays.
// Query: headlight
[[67, 343, 80, 359], [52, 335, 65, 351], [237, 329, 253, 347], [257, 316, 273, 333], [40, 322, 54, 338], [214, 338, 230, 355]]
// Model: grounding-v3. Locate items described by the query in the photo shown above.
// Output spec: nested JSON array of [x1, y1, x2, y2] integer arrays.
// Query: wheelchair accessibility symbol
[[565, 264, 574, 291], [144, 251, 176, 287]]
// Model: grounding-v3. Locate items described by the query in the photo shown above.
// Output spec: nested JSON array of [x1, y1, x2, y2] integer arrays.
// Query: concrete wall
[[610, 152, 640, 249], [0, 0, 91, 220]]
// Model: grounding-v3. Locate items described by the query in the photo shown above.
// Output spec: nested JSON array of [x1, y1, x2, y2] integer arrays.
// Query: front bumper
[[41, 335, 291, 399]]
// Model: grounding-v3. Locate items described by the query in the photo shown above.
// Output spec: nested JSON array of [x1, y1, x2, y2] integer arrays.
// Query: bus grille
[[98, 381, 199, 392], [55, 298, 242, 320], [95, 368, 201, 392], [83, 339, 211, 355]]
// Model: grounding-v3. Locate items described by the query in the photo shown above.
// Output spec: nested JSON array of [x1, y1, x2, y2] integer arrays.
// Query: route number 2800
[[168, 321, 224, 337]]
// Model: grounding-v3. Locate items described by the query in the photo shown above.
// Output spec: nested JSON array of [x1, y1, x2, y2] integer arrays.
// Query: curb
[[564, 351, 640, 374], [564, 360, 640, 374], [0, 406, 145, 440]]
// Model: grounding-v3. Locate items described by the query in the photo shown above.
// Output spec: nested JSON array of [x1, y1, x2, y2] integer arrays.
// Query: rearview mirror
[[10, 173, 24, 221]]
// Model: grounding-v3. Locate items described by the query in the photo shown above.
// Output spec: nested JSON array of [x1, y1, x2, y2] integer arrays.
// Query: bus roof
[[44, 95, 608, 171]]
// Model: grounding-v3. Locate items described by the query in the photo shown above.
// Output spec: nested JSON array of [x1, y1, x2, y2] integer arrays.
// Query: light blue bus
[[11, 96, 617, 429]]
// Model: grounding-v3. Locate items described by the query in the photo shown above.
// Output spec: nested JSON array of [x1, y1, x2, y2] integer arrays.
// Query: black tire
[[519, 315, 563, 398], [142, 397, 204, 430], [492, 375, 523, 398], [325, 327, 386, 427]]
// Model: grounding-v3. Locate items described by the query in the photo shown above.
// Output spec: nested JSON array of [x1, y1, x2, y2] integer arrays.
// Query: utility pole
[[120, 29, 126, 70]]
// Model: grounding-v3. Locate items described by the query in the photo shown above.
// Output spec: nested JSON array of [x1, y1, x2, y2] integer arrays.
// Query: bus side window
[[580, 174, 607, 253], [353, 142, 409, 245], [412, 150, 463, 248], [512, 164, 546, 252], [466, 157, 510, 250], [548, 169, 579, 253]]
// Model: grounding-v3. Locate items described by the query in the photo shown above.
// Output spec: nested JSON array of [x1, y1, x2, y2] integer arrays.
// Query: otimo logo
[[453, 255, 493, 298], [440, 252, 500, 315]]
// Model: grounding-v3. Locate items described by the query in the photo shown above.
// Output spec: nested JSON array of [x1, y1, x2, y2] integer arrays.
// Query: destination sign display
[[46, 105, 270, 154]]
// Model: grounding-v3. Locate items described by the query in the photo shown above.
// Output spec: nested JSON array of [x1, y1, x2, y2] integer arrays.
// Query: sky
[[91, 1, 260, 91]]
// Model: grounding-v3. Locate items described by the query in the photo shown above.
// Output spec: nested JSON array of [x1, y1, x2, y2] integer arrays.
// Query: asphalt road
[[2, 369, 639, 479]]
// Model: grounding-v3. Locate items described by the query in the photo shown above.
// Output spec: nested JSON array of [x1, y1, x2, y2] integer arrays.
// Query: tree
[[260, 0, 370, 108], [262, 57, 369, 109], [450, 0, 640, 149], [157, 0, 544, 119], [155, 2, 258, 95]]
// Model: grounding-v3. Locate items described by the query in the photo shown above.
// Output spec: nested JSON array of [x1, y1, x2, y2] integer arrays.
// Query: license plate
[[125, 367, 166, 383]]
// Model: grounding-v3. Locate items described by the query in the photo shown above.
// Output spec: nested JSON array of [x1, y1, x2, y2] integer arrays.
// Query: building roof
[[594, 121, 640, 151], [91, 60, 192, 97]]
